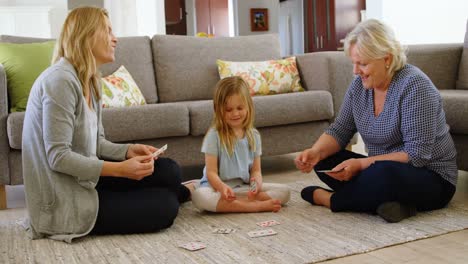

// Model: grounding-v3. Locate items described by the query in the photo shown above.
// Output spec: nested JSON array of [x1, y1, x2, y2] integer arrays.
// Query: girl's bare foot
[[257, 199, 282, 212]]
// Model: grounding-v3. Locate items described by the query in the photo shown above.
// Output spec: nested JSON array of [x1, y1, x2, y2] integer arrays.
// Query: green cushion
[[0, 41, 55, 112]]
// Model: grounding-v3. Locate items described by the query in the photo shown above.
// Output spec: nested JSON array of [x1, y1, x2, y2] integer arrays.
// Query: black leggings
[[91, 158, 190, 235], [314, 150, 456, 213]]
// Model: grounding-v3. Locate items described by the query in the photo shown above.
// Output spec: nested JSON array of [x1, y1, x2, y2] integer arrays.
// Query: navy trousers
[[91, 157, 190, 235], [313, 150, 456, 213]]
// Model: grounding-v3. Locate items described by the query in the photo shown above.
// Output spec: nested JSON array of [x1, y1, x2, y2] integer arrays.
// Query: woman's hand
[[219, 184, 236, 201], [295, 148, 321, 173], [326, 158, 364, 181], [119, 155, 154, 180], [126, 144, 157, 159]]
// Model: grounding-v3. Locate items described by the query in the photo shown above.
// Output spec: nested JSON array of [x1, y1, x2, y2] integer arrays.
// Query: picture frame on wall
[[250, 8, 269, 31]]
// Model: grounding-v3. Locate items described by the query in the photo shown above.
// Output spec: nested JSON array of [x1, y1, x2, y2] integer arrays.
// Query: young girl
[[191, 76, 290, 213]]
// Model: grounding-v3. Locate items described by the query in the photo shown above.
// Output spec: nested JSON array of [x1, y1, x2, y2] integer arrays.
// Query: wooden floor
[[4, 150, 468, 263]]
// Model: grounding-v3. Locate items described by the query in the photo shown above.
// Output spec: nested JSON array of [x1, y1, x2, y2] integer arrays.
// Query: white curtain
[[104, 0, 165, 37], [104, 0, 138, 37]]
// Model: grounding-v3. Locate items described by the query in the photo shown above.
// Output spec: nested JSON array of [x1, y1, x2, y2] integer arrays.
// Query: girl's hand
[[119, 155, 154, 180], [126, 144, 157, 159], [326, 158, 363, 181], [220, 184, 236, 201], [248, 177, 261, 200], [295, 148, 321, 173]]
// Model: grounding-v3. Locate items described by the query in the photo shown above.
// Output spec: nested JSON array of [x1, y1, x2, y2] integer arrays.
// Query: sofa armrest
[[297, 51, 354, 120], [0, 64, 10, 185]]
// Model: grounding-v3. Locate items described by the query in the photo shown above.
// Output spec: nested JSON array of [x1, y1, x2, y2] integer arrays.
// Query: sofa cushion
[[101, 65, 146, 108], [152, 34, 282, 103], [188, 91, 334, 136], [101, 103, 189, 142], [216, 57, 305, 95], [440, 90, 468, 134], [456, 19, 468, 90], [99, 36, 158, 103], [6, 103, 190, 149], [0, 41, 55, 112], [406, 44, 462, 90]]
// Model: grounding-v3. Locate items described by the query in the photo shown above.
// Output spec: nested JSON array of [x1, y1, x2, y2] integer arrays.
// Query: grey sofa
[[0, 34, 333, 208], [1, 34, 466, 210]]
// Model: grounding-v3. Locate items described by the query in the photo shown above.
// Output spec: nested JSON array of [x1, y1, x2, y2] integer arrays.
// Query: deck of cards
[[152, 144, 167, 158], [256, 220, 281, 227], [247, 228, 278, 238], [179, 241, 206, 251]]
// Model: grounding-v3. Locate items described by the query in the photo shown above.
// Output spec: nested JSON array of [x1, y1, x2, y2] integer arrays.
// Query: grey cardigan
[[22, 58, 129, 242]]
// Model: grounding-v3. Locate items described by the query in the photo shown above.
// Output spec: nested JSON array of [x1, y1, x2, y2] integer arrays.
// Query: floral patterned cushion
[[217, 57, 305, 96], [101, 65, 146, 108]]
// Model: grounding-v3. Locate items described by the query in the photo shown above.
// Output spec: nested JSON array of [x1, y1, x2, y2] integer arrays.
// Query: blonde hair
[[344, 19, 407, 73], [211, 76, 257, 155], [52, 6, 110, 101]]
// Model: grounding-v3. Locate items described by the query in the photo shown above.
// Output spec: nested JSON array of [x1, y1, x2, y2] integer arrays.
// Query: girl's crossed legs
[[191, 179, 290, 213]]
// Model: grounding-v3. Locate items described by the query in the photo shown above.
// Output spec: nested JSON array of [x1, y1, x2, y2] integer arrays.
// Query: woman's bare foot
[[182, 180, 197, 201]]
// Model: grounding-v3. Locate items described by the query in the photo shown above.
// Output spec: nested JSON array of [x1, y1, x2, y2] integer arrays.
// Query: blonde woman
[[191, 76, 290, 213], [296, 19, 457, 223], [22, 7, 190, 242]]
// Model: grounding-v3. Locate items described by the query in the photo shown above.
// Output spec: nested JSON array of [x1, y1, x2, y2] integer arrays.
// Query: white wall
[[236, 0, 279, 36], [185, 0, 196, 36], [279, 0, 304, 56], [366, 0, 468, 44], [0, 0, 67, 38]]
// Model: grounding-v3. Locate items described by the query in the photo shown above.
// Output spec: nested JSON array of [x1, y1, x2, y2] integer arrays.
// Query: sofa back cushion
[[152, 34, 282, 103], [456, 19, 468, 90], [100, 36, 158, 103], [406, 43, 462, 90], [0, 35, 158, 104]]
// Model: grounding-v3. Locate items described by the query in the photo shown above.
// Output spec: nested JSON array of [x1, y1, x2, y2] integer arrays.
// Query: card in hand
[[152, 144, 168, 158], [179, 241, 206, 251], [212, 228, 236, 234], [247, 228, 278, 238], [316, 168, 344, 173], [256, 220, 281, 227], [250, 180, 257, 192]]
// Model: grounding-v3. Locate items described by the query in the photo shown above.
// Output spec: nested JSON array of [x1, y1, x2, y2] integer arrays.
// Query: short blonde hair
[[344, 19, 407, 73], [53, 6, 110, 101], [211, 76, 256, 155]]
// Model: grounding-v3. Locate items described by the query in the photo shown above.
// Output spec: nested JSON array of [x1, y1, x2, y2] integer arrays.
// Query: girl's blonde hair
[[344, 19, 407, 73], [52, 6, 110, 101], [211, 76, 257, 155]]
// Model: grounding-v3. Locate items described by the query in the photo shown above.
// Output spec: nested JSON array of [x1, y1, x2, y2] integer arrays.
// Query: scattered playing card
[[256, 220, 281, 227], [212, 228, 236, 234], [247, 228, 278, 238], [179, 241, 206, 251]]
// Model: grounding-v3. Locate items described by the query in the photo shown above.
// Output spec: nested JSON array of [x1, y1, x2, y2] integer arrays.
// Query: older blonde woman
[[22, 7, 190, 242], [296, 19, 457, 223]]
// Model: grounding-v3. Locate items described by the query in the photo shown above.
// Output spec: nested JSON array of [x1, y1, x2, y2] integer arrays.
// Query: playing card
[[256, 220, 281, 227], [152, 144, 168, 158], [212, 228, 236, 234], [247, 228, 277, 238], [250, 180, 257, 192], [179, 241, 206, 251], [316, 168, 344, 173]]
